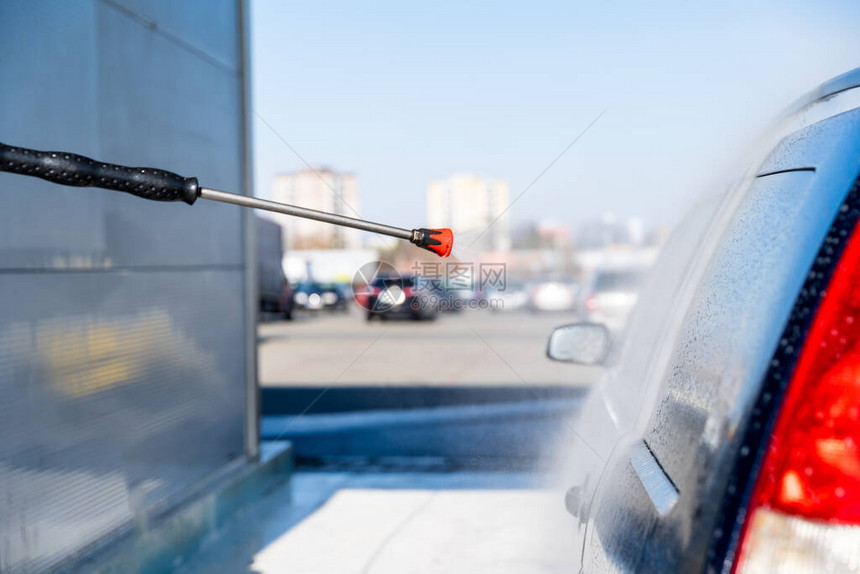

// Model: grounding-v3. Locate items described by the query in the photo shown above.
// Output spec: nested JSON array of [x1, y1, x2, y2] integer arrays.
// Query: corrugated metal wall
[[0, 2, 250, 571]]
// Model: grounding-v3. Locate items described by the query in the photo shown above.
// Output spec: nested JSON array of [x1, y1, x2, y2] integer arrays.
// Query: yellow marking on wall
[[38, 311, 172, 397]]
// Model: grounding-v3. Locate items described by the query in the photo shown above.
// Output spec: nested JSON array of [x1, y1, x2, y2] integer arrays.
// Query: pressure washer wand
[[0, 142, 453, 257]]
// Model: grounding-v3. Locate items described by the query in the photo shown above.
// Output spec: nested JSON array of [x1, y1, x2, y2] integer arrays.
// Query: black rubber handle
[[0, 142, 199, 205]]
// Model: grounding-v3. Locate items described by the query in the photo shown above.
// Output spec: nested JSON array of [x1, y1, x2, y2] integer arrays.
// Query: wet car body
[[561, 69, 860, 573]]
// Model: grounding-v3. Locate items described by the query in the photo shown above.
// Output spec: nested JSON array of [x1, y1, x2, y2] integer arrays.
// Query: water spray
[[0, 142, 454, 257]]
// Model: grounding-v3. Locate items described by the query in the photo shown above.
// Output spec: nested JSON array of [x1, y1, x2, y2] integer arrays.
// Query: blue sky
[[251, 0, 860, 233]]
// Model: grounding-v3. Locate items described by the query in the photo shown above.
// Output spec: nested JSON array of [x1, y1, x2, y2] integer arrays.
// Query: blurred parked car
[[366, 275, 439, 321], [487, 282, 530, 311], [529, 280, 579, 312], [426, 280, 476, 313], [293, 281, 348, 312], [582, 268, 648, 332], [546, 69, 860, 573]]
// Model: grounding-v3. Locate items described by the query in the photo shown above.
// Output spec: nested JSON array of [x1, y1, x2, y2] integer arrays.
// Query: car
[[292, 281, 348, 312], [425, 279, 477, 313], [582, 268, 648, 332], [365, 275, 439, 321], [487, 281, 530, 311], [529, 280, 579, 312], [545, 68, 860, 573]]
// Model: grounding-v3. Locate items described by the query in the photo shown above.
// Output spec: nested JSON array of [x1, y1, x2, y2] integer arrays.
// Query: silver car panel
[[569, 90, 860, 572]]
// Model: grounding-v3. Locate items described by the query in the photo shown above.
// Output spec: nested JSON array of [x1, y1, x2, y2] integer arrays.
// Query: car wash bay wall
[[0, 2, 252, 572]]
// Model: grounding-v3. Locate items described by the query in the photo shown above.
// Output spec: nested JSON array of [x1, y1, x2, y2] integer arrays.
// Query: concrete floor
[[198, 307, 593, 573], [258, 308, 600, 387], [177, 470, 577, 574]]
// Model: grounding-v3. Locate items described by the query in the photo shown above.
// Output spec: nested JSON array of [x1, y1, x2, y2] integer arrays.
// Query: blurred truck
[[257, 216, 293, 319]]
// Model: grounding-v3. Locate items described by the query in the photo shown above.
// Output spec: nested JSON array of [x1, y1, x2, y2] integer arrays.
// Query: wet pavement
[[177, 469, 576, 574], [200, 307, 595, 572]]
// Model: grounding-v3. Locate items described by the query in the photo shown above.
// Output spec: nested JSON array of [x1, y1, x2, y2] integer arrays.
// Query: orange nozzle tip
[[415, 228, 454, 257], [432, 228, 453, 257]]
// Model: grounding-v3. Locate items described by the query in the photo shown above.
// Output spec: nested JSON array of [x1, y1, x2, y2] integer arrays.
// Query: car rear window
[[594, 271, 645, 292]]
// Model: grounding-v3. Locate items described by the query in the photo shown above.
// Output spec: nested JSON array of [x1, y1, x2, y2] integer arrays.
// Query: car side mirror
[[546, 322, 610, 365]]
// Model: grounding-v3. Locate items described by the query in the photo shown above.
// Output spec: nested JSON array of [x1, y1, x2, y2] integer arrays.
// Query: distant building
[[272, 168, 361, 249], [575, 213, 646, 249], [512, 220, 572, 250], [427, 173, 510, 252]]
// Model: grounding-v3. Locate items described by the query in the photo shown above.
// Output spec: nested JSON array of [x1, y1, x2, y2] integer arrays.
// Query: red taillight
[[755, 223, 860, 521], [585, 295, 598, 313], [735, 214, 860, 572], [402, 286, 414, 298]]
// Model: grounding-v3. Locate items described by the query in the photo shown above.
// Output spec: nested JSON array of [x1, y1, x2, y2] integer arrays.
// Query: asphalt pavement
[[258, 308, 600, 387], [258, 307, 599, 465]]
